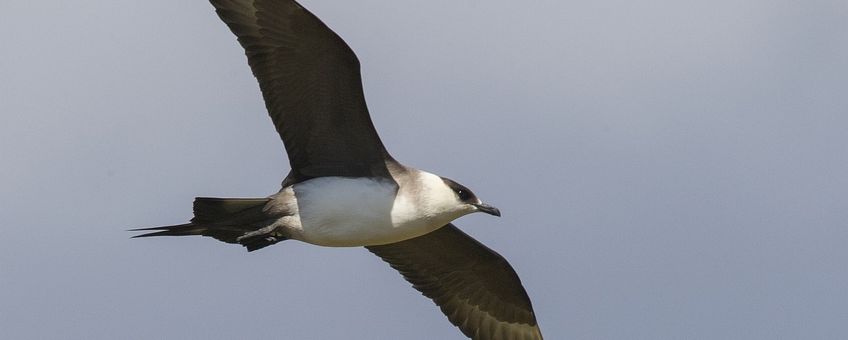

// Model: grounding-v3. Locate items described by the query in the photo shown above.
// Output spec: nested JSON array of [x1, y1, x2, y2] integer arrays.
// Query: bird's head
[[407, 172, 500, 227], [438, 177, 501, 217]]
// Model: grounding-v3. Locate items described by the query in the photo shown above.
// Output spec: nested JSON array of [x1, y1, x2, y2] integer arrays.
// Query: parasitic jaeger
[[133, 1, 542, 339]]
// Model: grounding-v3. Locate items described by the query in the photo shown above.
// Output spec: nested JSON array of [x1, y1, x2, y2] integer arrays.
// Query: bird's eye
[[456, 189, 471, 201]]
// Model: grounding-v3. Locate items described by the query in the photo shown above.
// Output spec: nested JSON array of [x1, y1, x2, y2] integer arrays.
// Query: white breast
[[281, 176, 449, 247]]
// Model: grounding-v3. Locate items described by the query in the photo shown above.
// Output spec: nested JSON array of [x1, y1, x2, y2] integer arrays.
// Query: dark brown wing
[[367, 224, 543, 340], [210, 0, 392, 181]]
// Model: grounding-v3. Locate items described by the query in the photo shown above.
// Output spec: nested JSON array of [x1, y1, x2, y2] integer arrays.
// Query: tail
[[131, 197, 288, 252]]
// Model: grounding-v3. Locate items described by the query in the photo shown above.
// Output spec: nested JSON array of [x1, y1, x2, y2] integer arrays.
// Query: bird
[[132, 1, 542, 339]]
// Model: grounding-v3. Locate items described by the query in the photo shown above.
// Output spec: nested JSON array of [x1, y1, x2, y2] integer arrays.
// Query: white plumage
[[275, 171, 474, 247]]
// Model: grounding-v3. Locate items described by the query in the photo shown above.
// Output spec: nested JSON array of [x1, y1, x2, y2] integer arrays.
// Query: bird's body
[[134, 1, 542, 339], [285, 175, 406, 247], [268, 168, 471, 247]]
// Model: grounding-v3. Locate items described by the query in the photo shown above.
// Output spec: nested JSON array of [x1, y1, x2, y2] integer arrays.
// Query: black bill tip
[[474, 203, 501, 217]]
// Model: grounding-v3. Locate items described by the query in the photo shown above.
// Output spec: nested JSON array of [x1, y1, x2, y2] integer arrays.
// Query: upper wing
[[210, 0, 392, 180], [367, 224, 543, 340]]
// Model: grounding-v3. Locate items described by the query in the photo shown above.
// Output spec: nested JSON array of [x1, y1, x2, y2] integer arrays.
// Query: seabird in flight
[[133, 1, 542, 339]]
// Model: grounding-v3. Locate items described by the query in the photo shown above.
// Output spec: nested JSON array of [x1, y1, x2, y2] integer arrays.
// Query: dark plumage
[[210, 0, 395, 184], [368, 224, 542, 340], [133, 1, 542, 339]]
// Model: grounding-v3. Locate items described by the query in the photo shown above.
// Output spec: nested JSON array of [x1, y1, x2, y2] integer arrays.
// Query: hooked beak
[[473, 203, 501, 217]]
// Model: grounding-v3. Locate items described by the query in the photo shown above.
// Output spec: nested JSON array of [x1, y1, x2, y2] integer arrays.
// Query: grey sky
[[2, 0, 847, 339]]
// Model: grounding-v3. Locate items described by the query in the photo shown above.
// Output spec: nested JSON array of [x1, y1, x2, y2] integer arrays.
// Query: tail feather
[[131, 223, 208, 238], [191, 197, 270, 224], [131, 197, 289, 251]]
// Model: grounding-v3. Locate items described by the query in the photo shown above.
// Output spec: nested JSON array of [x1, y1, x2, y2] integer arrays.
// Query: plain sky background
[[2, 0, 847, 339]]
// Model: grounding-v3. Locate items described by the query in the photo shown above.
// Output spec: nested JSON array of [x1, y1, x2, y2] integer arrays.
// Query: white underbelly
[[283, 176, 442, 247]]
